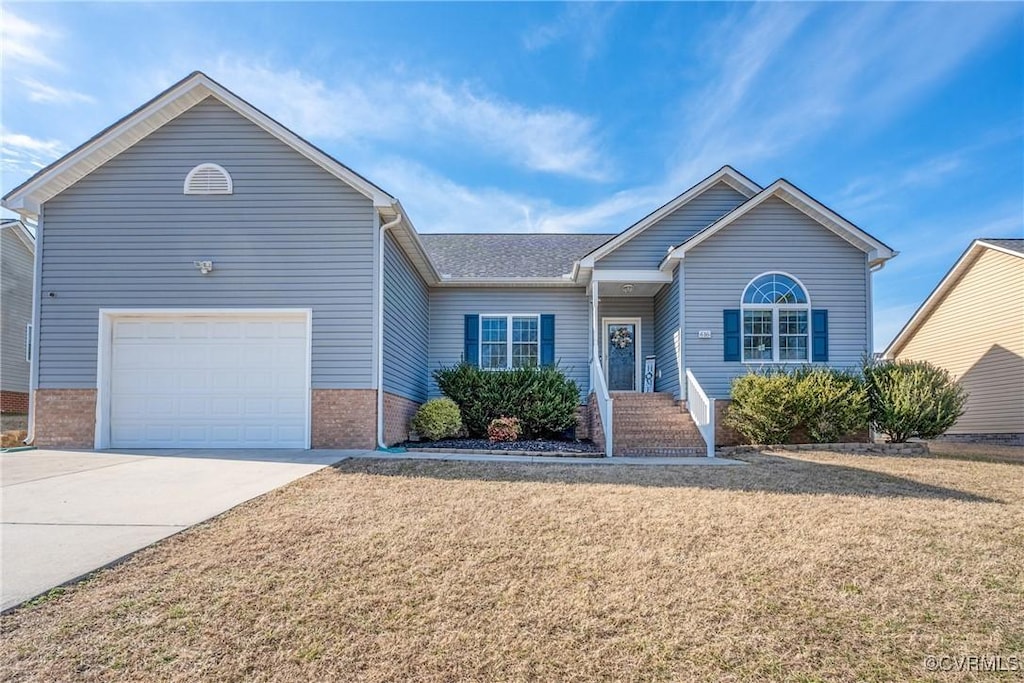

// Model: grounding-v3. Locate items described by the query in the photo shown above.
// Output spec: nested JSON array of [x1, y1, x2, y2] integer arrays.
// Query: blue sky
[[2, 2, 1021, 350]]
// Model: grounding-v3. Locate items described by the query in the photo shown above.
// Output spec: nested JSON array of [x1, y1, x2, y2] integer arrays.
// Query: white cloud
[[834, 152, 966, 215], [195, 59, 611, 181], [1, 11, 59, 68], [367, 157, 654, 235], [522, 4, 619, 62], [18, 78, 95, 105], [1, 128, 67, 179], [666, 3, 1018, 188]]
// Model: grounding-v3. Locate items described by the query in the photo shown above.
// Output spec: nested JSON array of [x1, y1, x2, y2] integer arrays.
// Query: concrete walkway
[[1, 448, 354, 612]]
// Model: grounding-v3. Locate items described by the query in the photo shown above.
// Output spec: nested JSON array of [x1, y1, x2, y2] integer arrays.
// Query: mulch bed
[[401, 438, 601, 454]]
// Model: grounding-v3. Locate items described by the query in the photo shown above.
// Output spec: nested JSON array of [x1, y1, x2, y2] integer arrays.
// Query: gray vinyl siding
[[653, 265, 680, 396], [383, 231, 429, 402], [596, 183, 747, 269], [599, 297, 654, 365], [684, 197, 870, 398], [1, 229, 33, 393], [428, 287, 590, 401], [38, 97, 376, 389]]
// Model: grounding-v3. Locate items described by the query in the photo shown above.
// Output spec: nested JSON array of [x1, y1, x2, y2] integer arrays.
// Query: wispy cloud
[[18, 78, 95, 105], [1, 11, 60, 69], [1, 128, 67, 178], [368, 156, 653, 235], [189, 59, 611, 181], [667, 3, 1018, 188], [835, 152, 966, 215], [522, 3, 619, 62]]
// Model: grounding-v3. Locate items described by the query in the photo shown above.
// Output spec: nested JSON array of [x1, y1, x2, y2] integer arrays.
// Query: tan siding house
[[885, 239, 1023, 438]]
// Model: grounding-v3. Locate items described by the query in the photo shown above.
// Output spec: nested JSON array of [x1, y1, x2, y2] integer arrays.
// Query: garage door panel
[[279, 321, 307, 339], [109, 313, 308, 449], [212, 322, 243, 339]]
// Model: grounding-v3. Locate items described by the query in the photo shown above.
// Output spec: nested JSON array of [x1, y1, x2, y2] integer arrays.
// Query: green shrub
[[864, 359, 968, 443], [725, 371, 800, 444], [411, 398, 462, 441], [433, 363, 579, 438], [792, 367, 870, 443], [488, 416, 522, 442]]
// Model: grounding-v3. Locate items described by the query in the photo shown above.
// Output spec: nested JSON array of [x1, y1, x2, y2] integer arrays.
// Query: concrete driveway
[[1, 448, 354, 612]]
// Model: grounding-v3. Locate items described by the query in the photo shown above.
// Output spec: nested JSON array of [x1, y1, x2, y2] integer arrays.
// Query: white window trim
[[740, 272, 812, 364], [479, 314, 541, 370], [602, 317, 642, 391], [184, 163, 233, 195]]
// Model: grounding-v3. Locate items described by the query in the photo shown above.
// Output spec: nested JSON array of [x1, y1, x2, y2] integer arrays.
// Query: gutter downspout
[[376, 209, 404, 449], [24, 210, 42, 445]]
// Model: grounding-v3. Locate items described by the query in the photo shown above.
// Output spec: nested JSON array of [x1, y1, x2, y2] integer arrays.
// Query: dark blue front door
[[606, 323, 636, 391]]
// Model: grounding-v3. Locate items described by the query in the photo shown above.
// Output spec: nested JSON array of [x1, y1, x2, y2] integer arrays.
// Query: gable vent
[[184, 163, 233, 195]]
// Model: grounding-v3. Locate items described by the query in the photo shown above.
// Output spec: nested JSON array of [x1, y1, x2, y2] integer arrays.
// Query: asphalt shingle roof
[[981, 238, 1024, 255], [419, 233, 614, 279]]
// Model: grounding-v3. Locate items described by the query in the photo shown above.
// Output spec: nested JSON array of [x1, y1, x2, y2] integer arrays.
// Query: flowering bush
[[487, 416, 522, 442]]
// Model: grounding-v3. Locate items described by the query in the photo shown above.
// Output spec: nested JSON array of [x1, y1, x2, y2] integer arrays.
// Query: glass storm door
[[605, 321, 638, 391]]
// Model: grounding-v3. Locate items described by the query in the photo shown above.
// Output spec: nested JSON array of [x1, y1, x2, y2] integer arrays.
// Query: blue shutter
[[723, 309, 741, 362], [464, 314, 479, 366], [811, 309, 828, 362], [540, 314, 555, 366]]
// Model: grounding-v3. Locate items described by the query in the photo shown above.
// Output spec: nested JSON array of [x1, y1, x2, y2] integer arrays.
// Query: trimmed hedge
[[793, 367, 870, 443], [726, 367, 870, 445], [725, 372, 801, 445], [411, 398, 462, 441], [726, 361, 967, 445], [433, 363, 579, 438], [864, 359, 967, 443]]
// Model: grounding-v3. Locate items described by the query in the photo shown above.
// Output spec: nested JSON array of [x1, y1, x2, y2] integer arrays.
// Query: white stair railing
[[590, 342, 614, 457], [685, 369, 715, 458]]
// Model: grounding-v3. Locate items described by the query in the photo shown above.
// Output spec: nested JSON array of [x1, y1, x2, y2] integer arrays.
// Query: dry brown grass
[[2, 452, 1022, 682]]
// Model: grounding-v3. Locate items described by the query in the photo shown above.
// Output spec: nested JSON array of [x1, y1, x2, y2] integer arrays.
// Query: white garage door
[[108, 312, 309, 448]]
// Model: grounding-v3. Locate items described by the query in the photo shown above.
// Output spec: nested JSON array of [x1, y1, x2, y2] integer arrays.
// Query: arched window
[[740, 272, 810, 362], [184, 163, 233, 195]]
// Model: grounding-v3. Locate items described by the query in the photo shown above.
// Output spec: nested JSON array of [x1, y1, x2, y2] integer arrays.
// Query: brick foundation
[[0, 390, 29, 414], [383, 392, 420, 446], [312, 389, 377, 449], [33, 386, 390, 450], [35, 389, 97, 448], [587, 392, 606, 453], [574, 404, 590, 441]]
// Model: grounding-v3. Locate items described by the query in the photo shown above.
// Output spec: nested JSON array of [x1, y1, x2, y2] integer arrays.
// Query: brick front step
[[611, 391, 707, 456], [616, 447, 707, 457]]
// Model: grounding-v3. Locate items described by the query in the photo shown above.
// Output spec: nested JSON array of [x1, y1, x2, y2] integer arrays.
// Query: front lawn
[[2, 452, 1022, 681]]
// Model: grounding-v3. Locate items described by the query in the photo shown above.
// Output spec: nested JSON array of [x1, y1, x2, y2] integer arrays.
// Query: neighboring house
[[1, 72, 897, 455], [1, 219, 34, 414], [885, 239, 1023, 442]]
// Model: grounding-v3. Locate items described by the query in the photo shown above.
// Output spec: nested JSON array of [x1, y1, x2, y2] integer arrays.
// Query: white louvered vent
[[184, 163, 233, 195]]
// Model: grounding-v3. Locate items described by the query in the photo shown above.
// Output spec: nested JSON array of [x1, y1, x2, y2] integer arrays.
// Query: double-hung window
[[741, 273, 810, 363], [480, 315, 539, 369]]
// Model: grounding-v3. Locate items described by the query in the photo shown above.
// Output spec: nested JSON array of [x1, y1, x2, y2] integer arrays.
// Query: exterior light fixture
[[193, 260, 214, 274], [621, 283, 634, 294]]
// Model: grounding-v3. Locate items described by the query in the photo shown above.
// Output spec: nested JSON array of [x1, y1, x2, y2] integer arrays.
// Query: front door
[[604, 319, 640, 391]]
